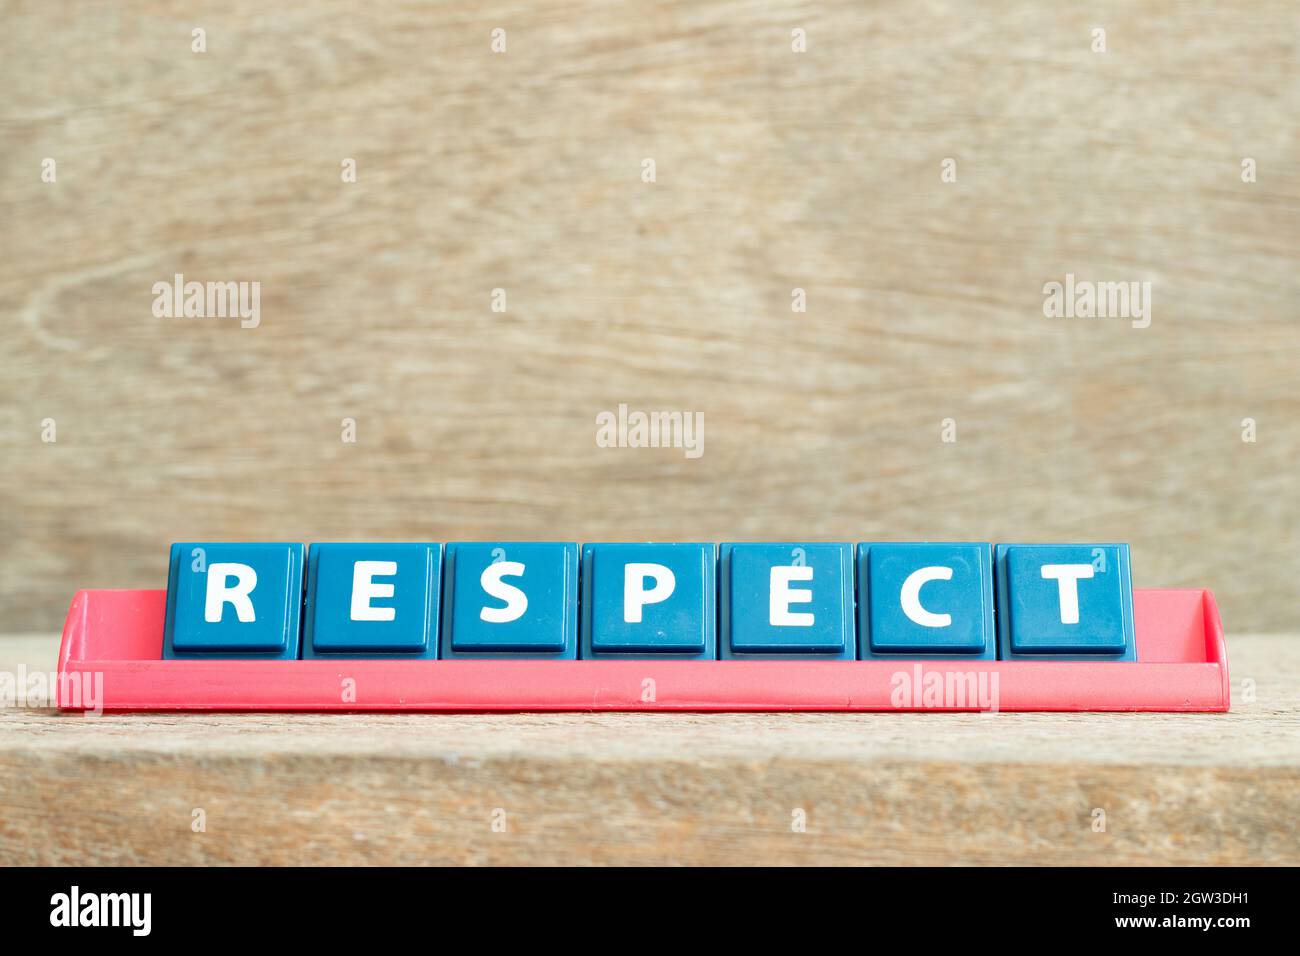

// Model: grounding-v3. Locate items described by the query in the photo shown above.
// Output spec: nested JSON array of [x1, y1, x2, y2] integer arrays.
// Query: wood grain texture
[[0, 633, 1297, 865], [1, 1, 1298, 634]]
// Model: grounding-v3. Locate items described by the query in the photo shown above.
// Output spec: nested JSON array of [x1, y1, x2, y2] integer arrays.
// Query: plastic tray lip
[[56, 587, 1231, 713], [1201, 587, 1231, 707]]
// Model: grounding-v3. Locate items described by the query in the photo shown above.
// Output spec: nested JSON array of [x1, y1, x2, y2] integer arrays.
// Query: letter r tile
[[163, 542, 305, 659]]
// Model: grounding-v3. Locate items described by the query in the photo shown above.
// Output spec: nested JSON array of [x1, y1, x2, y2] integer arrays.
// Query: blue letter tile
[[303, 543, 441, 658], [580, 543, 716, 659], [164, 542, 305, 659], [441, 542, 578, 658], [996, 543, 1136, 660], [858, 543, 995, 658], [720, 543, 855, 658]]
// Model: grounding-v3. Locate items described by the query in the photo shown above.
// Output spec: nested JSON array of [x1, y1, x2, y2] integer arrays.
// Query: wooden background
[[2, 1, 1298, 634]]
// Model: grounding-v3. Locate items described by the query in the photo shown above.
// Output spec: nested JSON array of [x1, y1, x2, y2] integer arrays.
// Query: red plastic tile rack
[[56, 587, 1229, 712]]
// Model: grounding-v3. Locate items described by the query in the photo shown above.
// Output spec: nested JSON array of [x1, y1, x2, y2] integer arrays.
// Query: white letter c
[[900, 566, 953, 628]]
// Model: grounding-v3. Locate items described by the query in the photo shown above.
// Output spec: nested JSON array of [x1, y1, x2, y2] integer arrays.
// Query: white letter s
[[480, 561, 528, 623]]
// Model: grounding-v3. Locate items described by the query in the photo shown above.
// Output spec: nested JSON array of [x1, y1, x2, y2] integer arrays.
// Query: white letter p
[[624, 563, 675, 623]]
